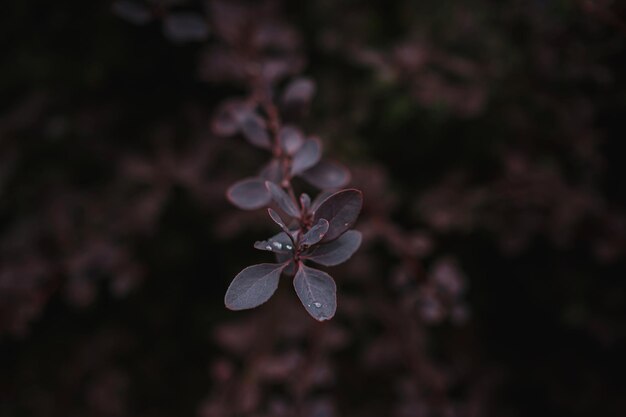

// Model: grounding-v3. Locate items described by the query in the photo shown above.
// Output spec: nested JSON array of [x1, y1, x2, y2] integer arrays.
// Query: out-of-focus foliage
[[1, 0, 625, 416]]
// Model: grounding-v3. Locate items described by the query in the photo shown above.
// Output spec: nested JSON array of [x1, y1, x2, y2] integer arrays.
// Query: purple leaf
[[301, 219, 329, 247], [313, 189, 363, 241], [291, 137, 321, 175], [275, 253, 297, 276], [293, 264, 336, 321], [225, 263, 287, 310], [301, 160, 350, 190], [212, 99, 246, 137], [163, 12, 209, 43], [310, 190, 334, 212], [258, 159, 282, 183], [303, 230, 362, 266], [237, 110, 271, 149], [227, 177, 271, 210], [254, 231, 295, 253], [267, 208, 290, 233], [282, 77, 316, 108], [300, 193, 311, 212], [279, 125, 305, 155], [266, 181, 300, 218]]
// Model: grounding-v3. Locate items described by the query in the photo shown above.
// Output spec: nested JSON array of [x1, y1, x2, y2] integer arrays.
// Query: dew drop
[[265, 245, 272, 251], [313, 302, 322, 308], [272, 241, 283, 249], [285, 244, 293, 250], [344, 222, 349, 226]]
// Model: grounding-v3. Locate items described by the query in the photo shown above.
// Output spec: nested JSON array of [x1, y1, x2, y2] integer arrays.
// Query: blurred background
[[1, 0, 626, 416]]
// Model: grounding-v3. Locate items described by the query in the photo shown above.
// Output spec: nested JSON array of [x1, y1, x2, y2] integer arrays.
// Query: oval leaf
[[279, 125, 305, 155], [300, 193, 311, 212], [266, 181, 300, 218], [313, 189, 363, 241], [237, 110, 271, 149], [301, 219, 329, 247], [282, 77, 316, 108], [301, 160, 350, 189], [293, 264, 336, 321], [303, 230, 362, 266], [291, 137, 321, 175], [225, 263, 286, 310], [254, 231, 295, 253], [259, 159, 282, 183], [227, 177, 271, 210], [268, 208, 290, 233]]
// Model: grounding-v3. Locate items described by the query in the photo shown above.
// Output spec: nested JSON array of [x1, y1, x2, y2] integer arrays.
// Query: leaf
[[282, 77, 316, 108], [212, 99, 246, 137], [225, 263, 286, 310], [275, 252, 297, 275], [301, 219, 329, 246], [258, 159, 282, 183], [291, 137, 321, 175], [163, 12, 209, 43], [266, 181, 300, 218], [293, 264, 336, 321], [254, 231, 295, 253], [267, 208, 290, 233], [299, 193, 311, 212], [236, 110, 271, 149], [313, 189, 363, 241], [279, 126, 305, 155], [303, 230, 362, 266], [227, 177, 271, 210], [301, 160, 350, 189]]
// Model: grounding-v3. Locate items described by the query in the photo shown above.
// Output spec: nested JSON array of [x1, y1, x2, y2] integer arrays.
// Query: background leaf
[[226, 177, 271, 210], [290, 137, 321, 175], [301, 160, 350, 189], [266, 181, 300, 218]]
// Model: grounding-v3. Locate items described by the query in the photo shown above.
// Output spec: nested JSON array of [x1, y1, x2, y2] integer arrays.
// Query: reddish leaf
[[258, 159, 282, 183], [282, 77, 316, 108], [225, 263, 287, 310], [227, 177, 271, 210], [279, 125, 305, 155], [254, 231, 295, 253], [299, 193, 311, 212], [293, 264, 336, 321], [303, 230, 362, 266], [313, 189, 363, 241], [237, 110, 271, 149], [266, 181, 300, 218], [291, 137, 321, 175], [212, 99, 246, 137], [267, 208, 290, 233], [301, 219, 329, 247], [301, 160, 350, 189]]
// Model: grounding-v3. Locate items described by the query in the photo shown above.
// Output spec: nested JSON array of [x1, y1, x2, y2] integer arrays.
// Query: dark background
[[2, 1, 626, 416]]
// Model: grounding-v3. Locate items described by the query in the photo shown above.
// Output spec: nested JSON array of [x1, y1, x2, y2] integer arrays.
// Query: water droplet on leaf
[[313, 302, 322, 308], [272, 241, 283, 249]]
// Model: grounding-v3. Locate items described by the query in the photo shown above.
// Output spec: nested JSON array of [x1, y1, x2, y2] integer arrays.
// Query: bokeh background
[[2, 1, 626, 416]]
